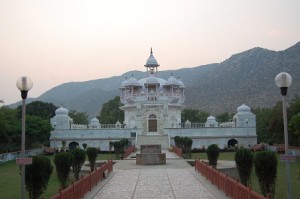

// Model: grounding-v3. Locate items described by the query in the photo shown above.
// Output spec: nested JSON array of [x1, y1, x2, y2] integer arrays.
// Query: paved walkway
[[84, 151, 230, 199]]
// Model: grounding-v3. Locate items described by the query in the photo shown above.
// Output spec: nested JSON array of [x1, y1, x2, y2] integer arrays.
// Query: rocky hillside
[[11, 42, 300, 118]]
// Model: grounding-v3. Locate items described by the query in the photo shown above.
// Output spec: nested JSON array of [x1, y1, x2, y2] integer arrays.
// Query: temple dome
[[125, 77, 141, 87], [207, 116, 216, 121], [120, 78, 128, 88], [145, 76, 159, 84], [91, 118, 99, 123], [165, 75, 180, 86], [237, 104, 251, 113], [177, 78, 186, 88], [144, 48, 159, 67], [55, 107, 69, 115]]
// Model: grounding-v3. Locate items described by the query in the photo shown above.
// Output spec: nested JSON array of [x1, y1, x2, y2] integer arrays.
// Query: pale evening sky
[[0, 0, 299, 105]]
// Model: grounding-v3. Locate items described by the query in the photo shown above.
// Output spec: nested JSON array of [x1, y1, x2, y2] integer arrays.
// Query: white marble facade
[[49, 49, 257, 150]]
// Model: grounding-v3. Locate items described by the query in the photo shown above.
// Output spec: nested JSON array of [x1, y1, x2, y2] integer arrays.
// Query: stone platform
[[136, 144, 166, 165]]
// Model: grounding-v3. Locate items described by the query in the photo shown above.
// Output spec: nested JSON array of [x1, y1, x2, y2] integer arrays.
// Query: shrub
[[25, 155, 53, 199], [86, 147, 98, 171], [182, 137, 193, 158], [235, 148, 253, 186], [54, 152, 73, 188], [253, 151, 277, 198], [206, 144, 219, 168], [174, 136, 180, 147], [71, 148, 86, 181], [82, 143, 87, 151], [113, 141, 121, 159]]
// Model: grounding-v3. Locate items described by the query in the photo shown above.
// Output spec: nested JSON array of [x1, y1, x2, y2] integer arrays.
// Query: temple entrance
[[148, 114, 157, 132], [228, 139, 238, 148], [69, 141, 79, 150]]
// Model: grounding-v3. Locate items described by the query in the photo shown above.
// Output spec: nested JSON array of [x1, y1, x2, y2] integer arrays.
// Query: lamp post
[[16, 76, 33, 199], [275, 72, 292, 199]]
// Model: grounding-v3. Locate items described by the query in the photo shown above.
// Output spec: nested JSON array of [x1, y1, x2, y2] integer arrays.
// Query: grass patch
[[1, 151, 299, 199], [0, 153, 116, 199], [191, 151, 300, 199]]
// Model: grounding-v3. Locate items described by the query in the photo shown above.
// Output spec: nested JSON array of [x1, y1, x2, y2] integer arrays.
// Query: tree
[[216, 112, 232, 122], [0, 107, 20, 152], [69, 110, 89, 124], [206, 144, 219, 169], [253, 151, 277, 198], [54, 152, 73, 188], [86, 147, 98, 171], [25, 155, 53, 199], [235, 148, 253, 186], [289, 112, 300, 144], [82, 143, 88, 151], [181, 108, 209, 123], [98, 96, 124, 124], [18, 101, 57, 120], [71, 148, 86, 181], [25, 115, 52, 148]]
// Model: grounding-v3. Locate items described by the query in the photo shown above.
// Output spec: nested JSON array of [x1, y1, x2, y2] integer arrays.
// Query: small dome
[[177, 78, 186, 88], [145, 76, 159, 84], [91, 118, 99, 123], [207, 116, 216, 121], [125, 77, 141, 87], [237, 104, 251, 113], [165, 75, 180, 86], [120, 78, 128, 88], [144, 49, 160, 67], [55, 107, 69, 115]]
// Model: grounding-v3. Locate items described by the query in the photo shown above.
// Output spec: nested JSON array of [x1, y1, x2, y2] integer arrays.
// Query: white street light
[[16, 76, 33, 199], [275, 72, 292, 199]]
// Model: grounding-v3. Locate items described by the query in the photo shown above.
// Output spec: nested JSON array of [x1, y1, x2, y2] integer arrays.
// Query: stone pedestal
[[136, 144, 166, 165]]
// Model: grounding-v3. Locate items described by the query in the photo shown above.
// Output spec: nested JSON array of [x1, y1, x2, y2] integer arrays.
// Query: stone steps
[[136, 135, 169, 150]]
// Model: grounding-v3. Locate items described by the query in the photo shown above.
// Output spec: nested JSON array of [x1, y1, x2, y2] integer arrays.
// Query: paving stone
[[85, 150, 229, 199]]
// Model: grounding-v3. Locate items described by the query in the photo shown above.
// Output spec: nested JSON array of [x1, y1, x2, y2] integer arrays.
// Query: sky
[[1, 0, 299, 105]]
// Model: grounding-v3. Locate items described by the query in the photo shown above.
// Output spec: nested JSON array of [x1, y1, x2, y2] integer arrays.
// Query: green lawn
[[192, 152, 300, 199], [0, 153, 117, 199], [1, 152, 299, 199]]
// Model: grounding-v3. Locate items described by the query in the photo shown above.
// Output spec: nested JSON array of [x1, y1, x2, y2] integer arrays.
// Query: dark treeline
[[1, 96, 300, 153]]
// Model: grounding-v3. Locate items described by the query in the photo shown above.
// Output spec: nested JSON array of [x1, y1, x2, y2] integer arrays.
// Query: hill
[[10, 42, 300, 118]]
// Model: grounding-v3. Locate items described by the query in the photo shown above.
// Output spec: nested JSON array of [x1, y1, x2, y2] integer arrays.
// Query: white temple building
[[50, 49, 257, 150]]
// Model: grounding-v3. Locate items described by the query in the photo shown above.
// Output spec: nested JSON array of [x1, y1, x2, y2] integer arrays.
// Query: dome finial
[[150, 47, 153, 54]]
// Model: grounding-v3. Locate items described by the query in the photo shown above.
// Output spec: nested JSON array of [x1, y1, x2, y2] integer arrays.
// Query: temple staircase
[[136, 134, 170, 150]]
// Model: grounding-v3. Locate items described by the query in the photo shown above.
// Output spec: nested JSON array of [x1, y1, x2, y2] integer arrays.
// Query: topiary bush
[[235, 148, 253, 186], [82, 143, 87, 151], [253, 151, 277, 198], [25, 155, 53, 199], [206, 144, 219, 168], [86, 147, 98, 171], [71, 148, 86, 181], [54, 152, 73, 188]]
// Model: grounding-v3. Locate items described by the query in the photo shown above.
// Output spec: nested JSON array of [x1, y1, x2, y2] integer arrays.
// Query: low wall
[[0, 148, 43, 163]]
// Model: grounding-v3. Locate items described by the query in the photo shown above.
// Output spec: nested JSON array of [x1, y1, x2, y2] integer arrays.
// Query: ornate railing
[[124, 145, 135, 158], [195, 159, 270, 199], [50, 160, 113, 199], [173, 146, 182, 158]]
